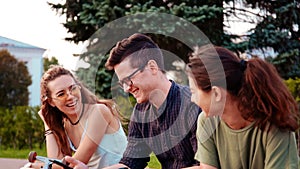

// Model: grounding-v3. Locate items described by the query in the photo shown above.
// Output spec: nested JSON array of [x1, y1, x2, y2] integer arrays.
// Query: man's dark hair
[[105, 33, 164, 70]]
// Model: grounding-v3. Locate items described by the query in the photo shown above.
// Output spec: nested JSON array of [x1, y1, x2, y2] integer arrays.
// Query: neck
[[221, 102, 252, 130], [149, 79, 172, 109], [69, 103, 84, 125]]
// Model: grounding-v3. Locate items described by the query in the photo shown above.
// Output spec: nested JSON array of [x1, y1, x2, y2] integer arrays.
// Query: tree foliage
[[244, 1, 300, 79], [43, 57, 60, 72], [0, 50, 32, 107], [285, 77, 300, 102], [48, 0, 300, 98], [0, 106, 44, 150], [48, 0, 226, 98]]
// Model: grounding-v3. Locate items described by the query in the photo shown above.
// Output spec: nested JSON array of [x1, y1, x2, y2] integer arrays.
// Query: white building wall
[[0, 46, 45, 106]]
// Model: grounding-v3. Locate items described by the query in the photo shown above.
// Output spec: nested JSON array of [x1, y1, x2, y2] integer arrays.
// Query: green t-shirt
[[195, 113, 299, 169]]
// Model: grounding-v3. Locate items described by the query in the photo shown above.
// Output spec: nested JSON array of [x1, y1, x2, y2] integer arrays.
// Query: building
[[0, 36, 45, 106]]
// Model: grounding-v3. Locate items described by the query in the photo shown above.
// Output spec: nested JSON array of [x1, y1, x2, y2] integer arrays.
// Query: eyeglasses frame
[[47, 84, 81, 102], [118, 62, 148, 88]]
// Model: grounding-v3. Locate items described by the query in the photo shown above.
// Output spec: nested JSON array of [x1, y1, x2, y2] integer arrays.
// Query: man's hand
[[64, 156, 88, 169]]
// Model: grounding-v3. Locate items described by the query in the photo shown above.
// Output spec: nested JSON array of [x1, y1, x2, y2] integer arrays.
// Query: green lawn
[[0, 148, 47, 159]]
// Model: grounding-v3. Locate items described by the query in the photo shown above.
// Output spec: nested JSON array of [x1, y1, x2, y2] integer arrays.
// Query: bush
[[0, 106, 44, 150], [285, 77, 300, 103], [284, 77, 300, 156]]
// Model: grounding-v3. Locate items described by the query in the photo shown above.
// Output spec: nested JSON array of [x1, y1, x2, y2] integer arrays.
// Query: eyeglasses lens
[[54, 84, 80, 101]]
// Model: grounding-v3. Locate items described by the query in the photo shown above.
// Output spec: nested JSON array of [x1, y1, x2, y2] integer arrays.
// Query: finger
[[30, 162, 43, 169], [20, 162, 32, 169], [64, 156, 79, 166]]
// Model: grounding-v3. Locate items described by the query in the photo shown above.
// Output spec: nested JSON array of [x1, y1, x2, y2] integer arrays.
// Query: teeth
[[67, 101, 76, 107], [133, 89, 139, 96]]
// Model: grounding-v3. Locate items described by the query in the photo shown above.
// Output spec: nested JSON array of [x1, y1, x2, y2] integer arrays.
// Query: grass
[[148, 153, 161, 169], [0, 148, 161, 169], [0, 147, 47, 159]]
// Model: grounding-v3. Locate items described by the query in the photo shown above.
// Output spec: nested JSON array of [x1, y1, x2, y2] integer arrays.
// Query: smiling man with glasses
[[100, 33, 201, 169]]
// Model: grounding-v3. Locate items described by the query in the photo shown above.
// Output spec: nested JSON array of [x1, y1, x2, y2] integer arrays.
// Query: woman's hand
[[20, 162, 43, 169], [20, 162, 33, 169], [38, 110, 45, 122], [38, 110, 50, 130]]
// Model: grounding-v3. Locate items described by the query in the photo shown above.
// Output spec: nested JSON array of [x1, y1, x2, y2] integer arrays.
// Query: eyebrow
[[121, 63, 147, 80], [54, 84, 76, 95]]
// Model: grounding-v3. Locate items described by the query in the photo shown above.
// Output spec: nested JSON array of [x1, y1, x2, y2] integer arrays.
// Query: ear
[[211, 86, 223, 102], [147, 60, 159, 73], [48, 98, 56, 107]]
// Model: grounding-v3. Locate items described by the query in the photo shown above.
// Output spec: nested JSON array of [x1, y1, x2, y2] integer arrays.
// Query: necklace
[[69, 103, 84, 125]]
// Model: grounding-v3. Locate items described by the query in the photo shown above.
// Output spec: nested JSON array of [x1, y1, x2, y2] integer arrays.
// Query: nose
[[65, 89, 75, 99]]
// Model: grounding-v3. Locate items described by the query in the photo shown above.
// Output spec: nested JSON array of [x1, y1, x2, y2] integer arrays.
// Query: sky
[[0, 0, 84, 71], [0, 0, 255, 71]]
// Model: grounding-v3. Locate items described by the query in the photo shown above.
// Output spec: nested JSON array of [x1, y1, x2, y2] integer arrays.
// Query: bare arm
[[182, 166, 200, 169], [182, 164, 217, 169], [200, 163, 218, 169], [103, 163, 129, 169], [38, 110, 63, 159], [72, 104, 112, 164]]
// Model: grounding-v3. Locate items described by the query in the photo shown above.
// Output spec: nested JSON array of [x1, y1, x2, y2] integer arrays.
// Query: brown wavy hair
[[188, 45, 299, 131], [40, 65, 122, 156]]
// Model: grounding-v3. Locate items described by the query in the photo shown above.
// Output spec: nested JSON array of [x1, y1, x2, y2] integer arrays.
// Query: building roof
[[0, 35, 45, 50]]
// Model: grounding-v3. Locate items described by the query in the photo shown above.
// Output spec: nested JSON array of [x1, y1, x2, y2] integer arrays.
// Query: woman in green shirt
[[185, 45, 299, 169]]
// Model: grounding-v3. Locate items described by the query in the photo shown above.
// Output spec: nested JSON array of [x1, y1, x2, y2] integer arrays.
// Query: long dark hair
[[40, 65, 121, 156], [188, 45, 299, 131]]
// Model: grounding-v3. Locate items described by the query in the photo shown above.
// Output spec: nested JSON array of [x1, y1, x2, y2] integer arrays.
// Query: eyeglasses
[[118, 63, 147, 89], [50, 84, 81, 102]]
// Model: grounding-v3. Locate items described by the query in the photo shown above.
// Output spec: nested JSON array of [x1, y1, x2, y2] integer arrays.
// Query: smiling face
[[47, 75, 82, 116], [115, 59, 154, 104]]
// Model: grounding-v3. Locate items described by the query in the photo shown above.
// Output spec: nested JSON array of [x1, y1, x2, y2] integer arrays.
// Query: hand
[[64, 156, 88, 169], [20, 162, 44, 169], [38, 110, 50, 129], [20, 162, 33, 169], [38, 110, 45, 122]]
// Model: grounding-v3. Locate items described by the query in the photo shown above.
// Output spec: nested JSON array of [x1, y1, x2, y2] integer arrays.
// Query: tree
[[243, 1, 300, 79], [47, 0, 300, 92], [0, 50, 32, 107], [48, 0, 227, 98], [0, 106, 43, 150], [43, 56, 60, 72], [48, 0, 225, 45]]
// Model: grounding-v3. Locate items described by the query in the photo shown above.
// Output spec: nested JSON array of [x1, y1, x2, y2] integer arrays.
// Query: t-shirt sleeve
[[195, 113, 220, 168], [264, 128, 299, 169]]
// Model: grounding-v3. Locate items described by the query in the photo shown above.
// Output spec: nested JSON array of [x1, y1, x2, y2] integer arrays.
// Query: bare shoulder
[[91, 103, 113, 121], [91, 103, 120, 132]]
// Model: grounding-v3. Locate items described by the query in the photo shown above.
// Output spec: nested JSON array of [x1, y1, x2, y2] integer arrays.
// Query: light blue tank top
[[68, 121, 128, 168]]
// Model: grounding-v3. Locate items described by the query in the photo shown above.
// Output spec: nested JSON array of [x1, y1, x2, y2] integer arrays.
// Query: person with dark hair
[[103, 33, 201, 169], [22, 33, 200, 169], [186, 45, 299, 169], [24, 65, 127, 169]]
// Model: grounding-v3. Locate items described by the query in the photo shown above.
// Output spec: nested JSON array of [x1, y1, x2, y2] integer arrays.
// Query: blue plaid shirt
[[120, 81, 201, 169]]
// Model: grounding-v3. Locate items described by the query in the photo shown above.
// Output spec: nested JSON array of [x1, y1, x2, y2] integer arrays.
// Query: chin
[[136, 99, 144, 104], [136, 97, 147, 104]]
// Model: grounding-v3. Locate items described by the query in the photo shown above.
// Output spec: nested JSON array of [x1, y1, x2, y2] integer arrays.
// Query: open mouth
[[66, 100, 77, 107]]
